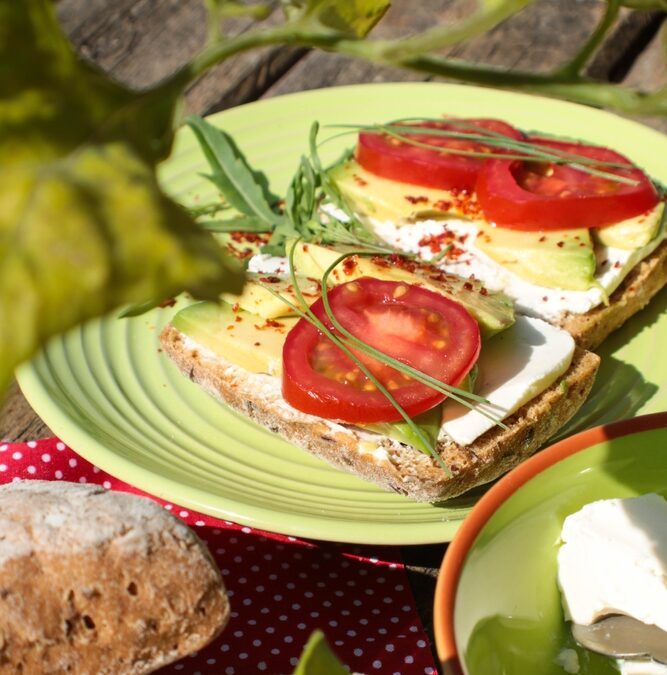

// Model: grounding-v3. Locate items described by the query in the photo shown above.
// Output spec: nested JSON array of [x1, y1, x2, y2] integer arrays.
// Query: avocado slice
[[329, 158, 470, 222], [594, 202, 664, 250], [172, 301, 297, 376], [290, 241, 514, 338], [475, 224, 597, 292]]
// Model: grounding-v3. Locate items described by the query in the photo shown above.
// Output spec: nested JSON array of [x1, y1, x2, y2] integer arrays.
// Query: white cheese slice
[[370, 205, 666, 321], [557, 494, 667, 634], [440, 316, 574, 446], [619, 660, 667, 675]]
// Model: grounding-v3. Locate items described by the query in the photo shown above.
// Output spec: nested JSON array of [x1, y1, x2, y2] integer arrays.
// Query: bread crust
[[160, 324, 600, 502], [0, 481, 229, 674], [556, 239, 667, 350]]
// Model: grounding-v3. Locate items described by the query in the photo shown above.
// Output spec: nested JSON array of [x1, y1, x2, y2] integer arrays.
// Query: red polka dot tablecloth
[[0, 438, 439, 675]]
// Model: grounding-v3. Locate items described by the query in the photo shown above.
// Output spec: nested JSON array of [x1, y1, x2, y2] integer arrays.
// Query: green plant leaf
[[186, 115, 279, 226], [285, 0, 390, 38], [0, 0, 244, 394], [293, 631, 348, 674]]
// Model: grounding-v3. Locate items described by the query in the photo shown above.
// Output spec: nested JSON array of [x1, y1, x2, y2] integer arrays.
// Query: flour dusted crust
[[556, 239, 667, 350], [160, 324, 600, 502], [0, 481, 230, 674]]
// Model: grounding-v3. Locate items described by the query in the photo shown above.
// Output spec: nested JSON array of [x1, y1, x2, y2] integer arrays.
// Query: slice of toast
[[160, 324, 600, 502], [556, 240, 667, 350]]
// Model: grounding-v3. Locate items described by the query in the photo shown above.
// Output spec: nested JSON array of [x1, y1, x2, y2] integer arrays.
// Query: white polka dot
[[68, 458, 77, 468], [233, 631, 244, 638], [242, 598, 252, 606], [335, 640, 344, 646], [385, 643, 395, 652], [54, 470, 63, 479], [241, 526, 251, 533], [310, 612, 319, 618], [258, 663, 267, 671], [256, 585, 264, 592], [207, 659, 217, 665], [164, 504, 173, 510], [103, 481, 111, 490], [41, 453, 51, 463], [179, 510, 189, 518], [271, 648, 280, 655], [274, 595, 283, 601], [391, 617, 399, 623], [353, 648, 364, 657], [405, 656, 414, 664], [287, 536, 296, 541], [56, 442, 65, 451], [425, 668, 434, 674], [370, 557, 378, 563], [373, 661, 382, 669], [92, 466, 100, 473], [347, 630, 357, 637], [252, 639, 261, 647], [239, 653, 248, 660], [383, 597, 393, 604], [27, 466, 36, 475], [220, 644, 230, 652], [395, 585, 404, 591], [12, 451, 22, 460], [0, 444, 7, 452], [284, 636, 293, 643], [233, 556, 243, 563], [290, 658, 298, 667], [195, 520, 205, 527], [304, 591, 313, 598], [329, 620, 338, 627], [378, 628, 387, 635], [27, 441, 37, 448], [360, 619, 368, 625], [0, 464, 6, 472], [225, 668, 235, 675], [409, 625, 419, 633], [402, 604, 411, 611], [417, 639, 426, 648], [292, 603, 300, 610], [78, 477, 87, 483], [174, 665, 184, 671], [266, 627, 275, 634]]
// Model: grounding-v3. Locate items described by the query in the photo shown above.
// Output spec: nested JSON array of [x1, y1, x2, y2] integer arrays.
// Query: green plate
[[454, 421, 667, 674], [16, 83, 667, 545]]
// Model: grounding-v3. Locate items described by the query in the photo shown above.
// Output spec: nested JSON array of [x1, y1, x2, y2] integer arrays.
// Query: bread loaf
[[0, 481, 229, 674]]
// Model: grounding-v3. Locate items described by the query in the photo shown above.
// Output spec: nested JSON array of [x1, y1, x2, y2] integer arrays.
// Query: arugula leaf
[[292, 631, 348, 674], [186, 116, 280, 227], [0, 0, 244, 393], [200, 215, 269, 232]]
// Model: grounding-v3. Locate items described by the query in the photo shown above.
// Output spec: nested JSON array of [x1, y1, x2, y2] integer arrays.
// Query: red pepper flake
[[158, 297, 177, 308], [235, 315, 242, 323], [539, 236, 547, 243], [434, 199, 453, 212], [265, 319, 282, 328], [254, 342, 261, 347], [232, 303, 240, 313], [448, 246, 465, 260], [418, 231, 455, 254], [226, 325, 234, 331], [557, 241, 565, 248], [480, 287, 488, 296], [353, 174, 368, 187], [303, 244, 309, 252], [601, 259, 609, 266], [405, 195, 429, 205], [613, 261, 621, 268], [259, 276, 281, 284], [343, 257, 359, 275], [230, 231, 270, 245], [463, 282, 473, 291], [542, 296, 548, 302]]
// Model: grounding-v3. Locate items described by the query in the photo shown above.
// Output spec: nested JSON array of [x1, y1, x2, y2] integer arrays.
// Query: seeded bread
[[160, 324, 600, 502], [556, 239, 667, 350], [0, 481, 229, 674]]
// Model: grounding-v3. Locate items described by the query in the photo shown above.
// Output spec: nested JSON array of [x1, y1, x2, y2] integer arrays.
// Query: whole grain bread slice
[[160, 324, 600, 502], [556, 239, 667, 350]]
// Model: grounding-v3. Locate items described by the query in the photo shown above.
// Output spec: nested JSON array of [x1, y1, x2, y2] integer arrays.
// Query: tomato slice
[[282, 278, 480, 424], [475, 138, 659, 230], [356, 118, 524, 191]]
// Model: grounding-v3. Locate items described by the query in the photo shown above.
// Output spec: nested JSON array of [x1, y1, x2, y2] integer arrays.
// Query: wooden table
[[3, 0, 666, 666]]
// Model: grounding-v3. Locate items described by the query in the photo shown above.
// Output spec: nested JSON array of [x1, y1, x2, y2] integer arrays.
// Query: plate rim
[[16, 81, 667, 546], [433, 411, 667, 670]]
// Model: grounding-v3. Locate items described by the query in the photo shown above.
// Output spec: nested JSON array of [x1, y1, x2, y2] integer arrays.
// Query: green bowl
[[434, 413, 667, 675]]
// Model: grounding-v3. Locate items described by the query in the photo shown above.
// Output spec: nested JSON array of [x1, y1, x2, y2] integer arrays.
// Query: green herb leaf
[[0, 0, 244, 394], [186, 115, 279, 226], [293, 630, 348, 675], [200, 215, 269, 232]]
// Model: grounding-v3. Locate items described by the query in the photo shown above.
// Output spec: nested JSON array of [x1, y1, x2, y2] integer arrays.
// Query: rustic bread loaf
[[160, 324, 600, 502], [0, 481, 229, 674]]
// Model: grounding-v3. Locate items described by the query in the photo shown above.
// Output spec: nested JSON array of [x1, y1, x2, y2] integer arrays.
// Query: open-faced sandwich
[[330, 118, 667, 349], [157, 116, 604, 503]]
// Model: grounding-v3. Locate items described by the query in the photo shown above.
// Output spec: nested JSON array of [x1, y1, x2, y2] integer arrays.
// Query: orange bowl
[[433, 411, 667, 674]]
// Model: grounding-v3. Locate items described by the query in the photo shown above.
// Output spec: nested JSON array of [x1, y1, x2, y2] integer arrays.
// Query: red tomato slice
[[356, 118, 524, 191], [282, 278, 480, 424], [475, 138, 659, 230]]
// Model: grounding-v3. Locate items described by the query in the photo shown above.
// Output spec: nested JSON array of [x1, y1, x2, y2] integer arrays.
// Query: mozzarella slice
[[440, 316, 574, 446]]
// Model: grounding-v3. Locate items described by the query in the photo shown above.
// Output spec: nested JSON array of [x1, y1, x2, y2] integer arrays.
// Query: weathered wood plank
[[1, 382, 52, 442], [263, 0, 609, 98], [55, 0, 305, 115], [621, 22, 667, 133]]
